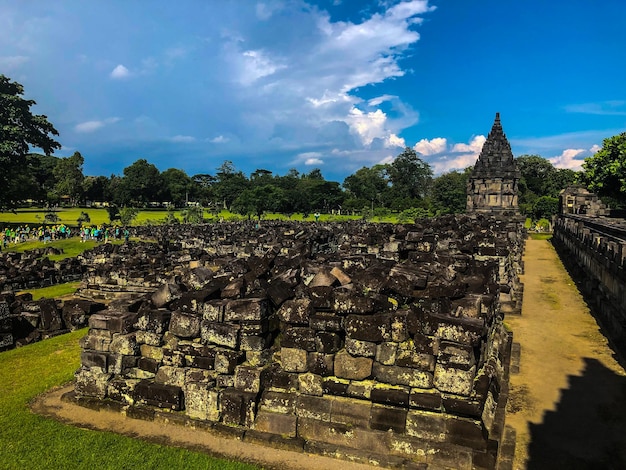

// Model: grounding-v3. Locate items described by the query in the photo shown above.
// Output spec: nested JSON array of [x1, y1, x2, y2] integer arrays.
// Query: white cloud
[[256, 1, 283, 21], [549, 148, 586, 171], [305, 158, 324, 165], [414, 137, 447, 156], [368, 94, 397, 107], [170, 135, 196, 143], [110, 64, 130, 79], [564, 101, 626, 116], [409, 135, 487, 174], [0, 55, 29, 70], [589, 144, 601, 154], [209, 135, 229, 144], [74, 117, 120, 133], [238, 49, 286, 85]]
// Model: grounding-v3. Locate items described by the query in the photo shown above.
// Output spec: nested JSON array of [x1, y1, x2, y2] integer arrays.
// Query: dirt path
[[505, 239, 626, 469]]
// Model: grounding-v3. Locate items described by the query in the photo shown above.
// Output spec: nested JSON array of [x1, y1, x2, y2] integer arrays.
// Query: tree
[[161, 168, 193, 206], [84, 175, 110, 204], [579, 133, 626, 206], [1, 75, 61, 208], [531, 196, 559, 220], [118, 159, 163, 205], [431, 169, 471, 215], [214, 160, 249, 209], [53, 151, 85, 205], [343, 164, 390, 210], [387, 147, 433, 209]]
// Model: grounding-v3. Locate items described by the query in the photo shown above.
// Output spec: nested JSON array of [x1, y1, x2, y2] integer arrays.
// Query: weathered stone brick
[[406, 410, 446, 441], [309, 312, 343, 332], [322, 376, 350, 396], [108, 353, 138, 375], [330, 396, 371, 427], [370, 404, 407, 433], [334, 349, 372, 380], [155, 365, 186, 387], [434, 364, 476, 396], [314, 331, 342, 354], [370, 384, 410, 407], [259, 390, 295, 414], [185, 382, 220, 421], [395, 350, 436, 372], [224, 298, 268, 322], [234, 365, 270, 393], [214, 348, 244, 374], [81, 350, 108, 370], [253, 410, 297, 437], [107, 377, 141, 404], [409, 387, 442, 411], [375, 342, 397, 365], [295, 395, 333, 421], [372, 363, 433, 388], [344, 313, 391, 342], [282, 326, 316, 351], [137, 357, 160, 374], [306, 352, 334, 376], [281, 347, 308, 373], [276, 298, 314, 325], [307, 286, 335, 310], [110, 332, 139, 355], [298, 372, 323, 396], [345, 337, 376, 357], [135, 309, 171, 334], [202, 300, 227, 322], [169, 310, 202, 338], [200, 320, 240, 349], [75, 366, 111, 399], [134, 380, 183, 410]]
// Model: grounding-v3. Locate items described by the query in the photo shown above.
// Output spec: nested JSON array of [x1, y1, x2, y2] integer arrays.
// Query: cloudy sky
[[1, 0, 625, 181]]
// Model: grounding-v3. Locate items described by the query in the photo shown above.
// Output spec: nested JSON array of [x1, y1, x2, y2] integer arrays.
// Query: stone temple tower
[[466, 113, 521, 213]]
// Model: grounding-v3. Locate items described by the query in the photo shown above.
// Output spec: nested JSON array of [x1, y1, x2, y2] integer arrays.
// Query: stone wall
[[553, 214, 626, 356], [71, 215, 525, 469]]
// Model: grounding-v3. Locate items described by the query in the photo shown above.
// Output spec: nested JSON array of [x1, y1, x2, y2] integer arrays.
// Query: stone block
[[375, 342, 397, 365], [266, 368, 299, 392], [151, 283, 182, 308], [307, 270, 338, 288], [306, 352, 334, 376], [329, 267, 351, 286], [221, 278, 246, 299], [345, 338, 376, 357], [346, 380, 375, 400], [107, 377, 141, 404], [217, 375, 235, 388], [334, 350, 372, 380], [295, 395, 333, 421], [409, 388, 442, 411], [201, 320, 240, 349], [75, 366, 111, 399], [344, 313, 391, 342], [81, 350, 108, 370], [108, 354, 138, 374], [155, 365, 187, 387], [281, 347, 308, 373], [0, 333, 13, 350], [80, 332, 112, 352], [395, 350, 436, 372], [185, 367, 215, 384], [433, 364, 476, 396], [224, 298, 268, 322], [110, 332, 139, 355], [234, 365, 269, 393], [445, 416, 487, 450], [330, 396, 371, 427], [282, 326, 316, 351], [202, 300, 227, 322], [406, 410, 446, 441], [135, 309, 171, 334], [298, 417, 390, 455], [370, 404, 407, 433], [134, 380, 184, 411], [220, 388, 257, 426], [89, 311, 138, 334], [140, 344, 164, 361], [267, 279, 294, 307], [214, 348, 244, 374], [169, 310, 202, 339], [321, 376, 350, 396], [38, 299, 63, 331], [240, 333, 270, 351], [276, 298, 314, 325], [240, 320, 269, 335], [254, 410, 297, 437], [372, 363, 433, 388], [185, 382, 220, 421], [437, 341, 476, 370], [135, 330, 162, 346], [441, 394, 483, 419], [370, 385, 410, 407], [298, 373, 323, 396], [314, 331, 342, 354], [307, 286, 335, 310], [309, 312, 343, 332], [137, 357, 160, 374], [390, 311, 409, 342], [333, 291, 390, 315]]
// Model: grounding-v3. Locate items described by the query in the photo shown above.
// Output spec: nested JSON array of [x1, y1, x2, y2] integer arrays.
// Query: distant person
[[314, 212, 320, 222]]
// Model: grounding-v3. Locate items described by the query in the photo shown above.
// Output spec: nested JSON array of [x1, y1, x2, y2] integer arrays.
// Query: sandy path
[[505, 239, 626, 469]]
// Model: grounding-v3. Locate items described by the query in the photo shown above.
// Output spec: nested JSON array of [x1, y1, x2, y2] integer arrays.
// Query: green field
[[0, 330, 258, 470], [0, 207, 367, 227]]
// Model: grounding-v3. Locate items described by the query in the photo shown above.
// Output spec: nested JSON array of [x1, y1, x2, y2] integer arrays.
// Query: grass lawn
[[0, 330, 258, 470], [18, 281, 81, 300], [4, 237, 127, 261], [529, 232, 553, 240]]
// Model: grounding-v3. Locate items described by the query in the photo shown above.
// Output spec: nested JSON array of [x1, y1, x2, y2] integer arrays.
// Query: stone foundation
[[70, 215, 524, 469]]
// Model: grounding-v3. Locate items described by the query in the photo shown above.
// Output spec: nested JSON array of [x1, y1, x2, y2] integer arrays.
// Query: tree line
[[3, 73, 626, 220]]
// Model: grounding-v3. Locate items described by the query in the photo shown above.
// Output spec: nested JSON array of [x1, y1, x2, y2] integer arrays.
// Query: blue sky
[[1, 0, 625, 181]]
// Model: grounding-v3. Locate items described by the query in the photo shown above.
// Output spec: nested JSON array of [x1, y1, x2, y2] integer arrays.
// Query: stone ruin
[[559, 185, 610, 216], [466, 113, 521, 214], [69, 215, 525, 469]]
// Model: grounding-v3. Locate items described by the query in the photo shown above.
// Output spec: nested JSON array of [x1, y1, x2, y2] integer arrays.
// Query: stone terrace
[[69, 215, 524, 469]]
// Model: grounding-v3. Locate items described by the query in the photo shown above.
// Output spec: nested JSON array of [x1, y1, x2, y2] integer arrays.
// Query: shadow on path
[[527, 357, 626, 469]]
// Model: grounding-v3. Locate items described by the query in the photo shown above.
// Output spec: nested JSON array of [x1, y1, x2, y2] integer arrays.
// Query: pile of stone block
[[72, 215, 524, 469], [0, 292, 105, 350], [0, 249, 84, 292]]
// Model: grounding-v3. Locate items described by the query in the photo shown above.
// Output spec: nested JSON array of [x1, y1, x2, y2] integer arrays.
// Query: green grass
[[0, 330, 258, 470], [529, 233, 553, 240], [5, 237, 127, 261], [18, 281, 81, 299]]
